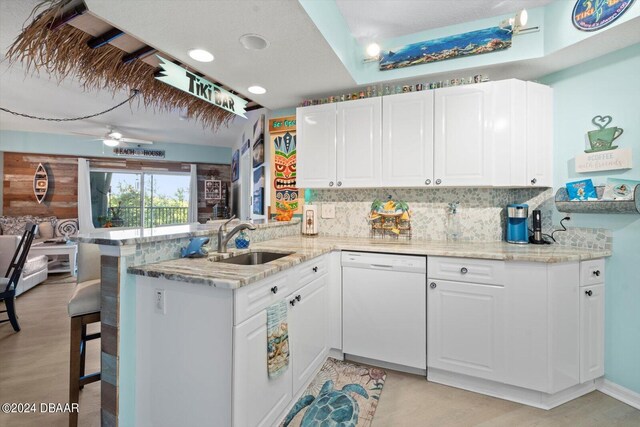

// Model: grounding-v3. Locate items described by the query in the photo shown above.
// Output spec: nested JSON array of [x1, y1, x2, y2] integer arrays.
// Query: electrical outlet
[[322, 204, 336, 219], [155, 289, 166, 314]]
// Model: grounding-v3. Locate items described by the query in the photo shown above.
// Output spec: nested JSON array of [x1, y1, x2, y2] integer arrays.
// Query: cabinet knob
[[585, 290, 593, 297], [430, 282, 437, 289], [593, 270, 601, 277], [531, 178, 537, 185], [271, 286, 278, 294], [312, 266, 318, 272], [329, 181, 334, 187], [296, 295, 302, 302], [289, 299, 296, 306], [425, 179, 431, 185], [435, 179, 442, 185], [461, 267, 468, 274], [337, 181, 342, 187]]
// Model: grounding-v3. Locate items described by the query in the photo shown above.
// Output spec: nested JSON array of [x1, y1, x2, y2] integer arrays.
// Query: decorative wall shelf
[[33, 163, 49, 204], [555, 185, 640, 214]]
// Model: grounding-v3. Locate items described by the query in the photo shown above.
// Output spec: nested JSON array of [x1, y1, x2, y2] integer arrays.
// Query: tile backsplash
[[309, 187, 611, 250]]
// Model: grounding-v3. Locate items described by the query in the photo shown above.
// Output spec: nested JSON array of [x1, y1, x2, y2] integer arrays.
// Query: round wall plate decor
[[572, 0, 636, 31]]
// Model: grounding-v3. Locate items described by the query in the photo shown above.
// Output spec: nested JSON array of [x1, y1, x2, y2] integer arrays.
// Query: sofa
[[0, 235, 48, 296], [0, 215, 79, 296]]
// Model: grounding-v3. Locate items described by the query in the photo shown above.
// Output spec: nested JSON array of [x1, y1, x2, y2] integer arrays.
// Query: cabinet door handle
[[289, 299, 296, 306], [460, 267, 468, 274], [585, 290, 593, 297], [337, 181, 342, 187], [435, 179, 442, 185], [425, 179, 431, 185], [296, 295, 302, 302], [271, 286, 278, 294], [593, 270, 601, 277], [430, 282, 437, 289], [531, 178, 537, 185], [312, 266, 318, 272], [329, 181, 334, 187]]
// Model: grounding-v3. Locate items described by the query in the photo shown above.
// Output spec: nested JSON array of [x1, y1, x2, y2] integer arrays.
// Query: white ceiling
[[84, 0, 358, 110], [0, 0, 263, 147], [1, 0, 638, 148], [336, 0, 555, 44]]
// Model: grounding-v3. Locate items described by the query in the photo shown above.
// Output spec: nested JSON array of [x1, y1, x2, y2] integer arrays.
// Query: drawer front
[[580, 259, 605, 286], [297, 255, 328, 287], [234, 271, 291, 325], [428, 256, 506, 286]]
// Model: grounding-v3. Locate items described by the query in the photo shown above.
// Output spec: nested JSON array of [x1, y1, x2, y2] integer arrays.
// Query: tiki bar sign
[[155, 55, 248, 118]]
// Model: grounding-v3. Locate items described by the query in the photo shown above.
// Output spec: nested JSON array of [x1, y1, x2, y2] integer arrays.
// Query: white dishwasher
[[342, 251, 426, 371]]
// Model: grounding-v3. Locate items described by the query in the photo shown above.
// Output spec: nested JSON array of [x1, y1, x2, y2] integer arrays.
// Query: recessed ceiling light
[[248, 85, 266, 94], [239, 34, 269, 50], [366, 43, 381, 58], [103, 139, 119, 147], [188, 48, 214, 62]]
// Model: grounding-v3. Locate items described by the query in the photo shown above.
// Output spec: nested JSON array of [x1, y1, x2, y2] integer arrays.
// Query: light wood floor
[[2, 277, 639, 427], [0, 275, 100, 427], [374, 369, 640, 426]]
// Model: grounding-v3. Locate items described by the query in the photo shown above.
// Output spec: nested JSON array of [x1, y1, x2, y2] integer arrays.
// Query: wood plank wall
[[2, 152, 231, 221], [3, 153, 78, 218]]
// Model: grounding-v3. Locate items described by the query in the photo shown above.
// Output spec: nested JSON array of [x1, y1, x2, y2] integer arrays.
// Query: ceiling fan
[[72, 127, 154, 147]]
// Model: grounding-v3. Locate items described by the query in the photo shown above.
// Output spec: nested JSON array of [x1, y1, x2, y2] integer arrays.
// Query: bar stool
[[68, 244, 101, 427]]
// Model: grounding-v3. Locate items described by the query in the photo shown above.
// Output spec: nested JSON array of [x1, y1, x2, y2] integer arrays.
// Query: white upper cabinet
[[434, 83, 493, 186], [382, 91, 435, 187], [296, 103, 337, 188], [336, 97, 382, 188], [526, 82, 553, 187], [295, 79, 552, 188]]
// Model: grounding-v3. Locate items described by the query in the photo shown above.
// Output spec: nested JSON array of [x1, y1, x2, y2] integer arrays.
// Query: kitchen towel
[[267, 300, 290, 378]]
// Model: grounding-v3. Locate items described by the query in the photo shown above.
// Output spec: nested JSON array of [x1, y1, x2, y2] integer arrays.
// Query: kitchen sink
[[217, 251, 293, 266]]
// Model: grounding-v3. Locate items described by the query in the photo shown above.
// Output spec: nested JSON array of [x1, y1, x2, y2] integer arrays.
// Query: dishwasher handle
[[369, 264, 394, 269]]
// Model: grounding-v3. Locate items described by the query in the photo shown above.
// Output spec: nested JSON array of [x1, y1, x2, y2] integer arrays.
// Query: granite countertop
[[127, 235, 612, 289], [73, 218, 300, 246]]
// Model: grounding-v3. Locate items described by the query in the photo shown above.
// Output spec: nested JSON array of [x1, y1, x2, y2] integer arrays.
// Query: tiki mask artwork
[[273, 131, 298, 218]]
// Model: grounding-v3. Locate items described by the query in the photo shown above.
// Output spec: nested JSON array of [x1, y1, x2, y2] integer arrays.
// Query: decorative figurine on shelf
[[586, 115, 624, 153], [367, 195, 412, 239], [180, 237, 210, 258]]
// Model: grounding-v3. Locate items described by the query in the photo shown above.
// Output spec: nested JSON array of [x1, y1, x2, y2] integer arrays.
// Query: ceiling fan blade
[[120, 137, 154, 144]]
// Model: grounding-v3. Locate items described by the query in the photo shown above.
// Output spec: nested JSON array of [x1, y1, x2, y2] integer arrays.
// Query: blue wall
[[0, 130, 231, 164], [299, 0, 640, 86], [542, 43, 640, 394]]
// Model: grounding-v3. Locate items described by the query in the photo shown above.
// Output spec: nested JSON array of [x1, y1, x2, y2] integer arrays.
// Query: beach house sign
[[155, 55, 247, 118]]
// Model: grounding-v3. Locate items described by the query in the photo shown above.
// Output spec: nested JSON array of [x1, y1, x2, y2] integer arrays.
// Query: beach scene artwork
[[379, 26, 513, 71]]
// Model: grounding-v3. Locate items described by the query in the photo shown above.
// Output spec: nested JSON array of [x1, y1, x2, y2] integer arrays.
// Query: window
[[90, 171, 190, 228]]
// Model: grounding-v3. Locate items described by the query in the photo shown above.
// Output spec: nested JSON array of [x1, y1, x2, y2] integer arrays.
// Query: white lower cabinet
[[233, 308, 292, 427], [427, 279, 505, 381], [427, 257, 604, 408], [580, 283, 605, 383], [232, 261, 329, 426], [288, 274, 329, 394]]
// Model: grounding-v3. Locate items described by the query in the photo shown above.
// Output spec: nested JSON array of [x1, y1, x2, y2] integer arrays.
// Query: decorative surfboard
[[33, 163, 48, 204]]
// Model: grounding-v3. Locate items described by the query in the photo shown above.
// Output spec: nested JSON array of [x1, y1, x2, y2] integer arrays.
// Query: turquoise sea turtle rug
[[282, 358, 387, 427]]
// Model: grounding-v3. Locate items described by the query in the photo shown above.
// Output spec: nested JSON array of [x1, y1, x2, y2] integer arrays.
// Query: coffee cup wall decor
[[585, 115, 624, 153]]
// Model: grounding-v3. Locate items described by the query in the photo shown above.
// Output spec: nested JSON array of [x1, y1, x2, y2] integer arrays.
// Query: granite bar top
[[127, 235, 612, 289], [73, 219, 300, 246]]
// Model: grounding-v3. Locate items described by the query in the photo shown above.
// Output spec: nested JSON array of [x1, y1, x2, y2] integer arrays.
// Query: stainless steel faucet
[[217, 215, 256, 253]]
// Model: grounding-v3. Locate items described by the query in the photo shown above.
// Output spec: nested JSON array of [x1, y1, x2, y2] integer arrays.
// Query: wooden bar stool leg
[[79, 323, 87, 390], [69, 316, 81, 427]]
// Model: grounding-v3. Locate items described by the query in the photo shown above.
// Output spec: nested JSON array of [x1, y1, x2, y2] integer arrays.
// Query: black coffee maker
[[529, 209, 549, 244]]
